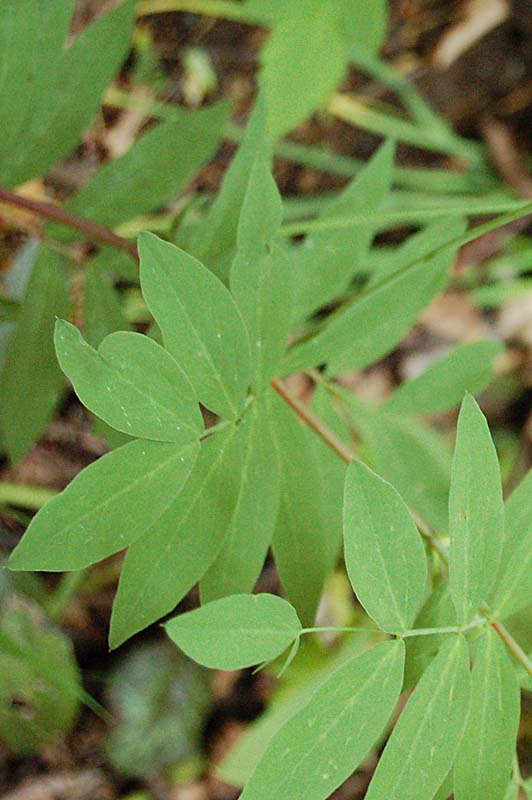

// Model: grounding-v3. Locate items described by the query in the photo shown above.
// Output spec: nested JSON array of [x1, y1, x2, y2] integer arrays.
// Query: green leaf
[[355, 402, 452, 532], [344, 0, 388, 55], [271, 392, 343, 626], [0, 247, 70, 463], [84, 260, 131, 348], [105, 641, 211, 778], [231, 158, 293, 391], [292, 140, 394, 320], [240, 640, 405, 800], [9, 439, 199, 571], [188, 99, 270, 282], [166, 594, 301, 670], [61, 103, 228, 232], [385, 340, 503, 416], [55, 321, 203, 444], [0, 0, 74, 169], [259, 0, 348, 138], [200, 396, 281, 601], [218, 633, 377, 787], [283, 218, 467, 375], [109, 425, 243, 647], [0, 598, 81, 754], [365, 636, 471, 800], [139, 233, 252, 419], [403, 584, 456, 690], [491, 466, 532, 619], [4, 0, 135, 187], [454, 627, 520, 800], [449, 394, 504, 624], [343, 460, 427, 633]]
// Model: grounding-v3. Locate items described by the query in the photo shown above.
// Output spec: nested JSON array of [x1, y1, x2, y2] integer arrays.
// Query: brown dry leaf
[[420, 291, 491, 341]]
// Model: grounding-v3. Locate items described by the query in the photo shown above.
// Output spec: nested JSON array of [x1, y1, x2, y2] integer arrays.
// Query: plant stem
[[300, 625, 381, 636], [491, 621, 532, 679], [401, 617, 486, 638], [0, 482, 56, 510], [0, 186, 138, 260]]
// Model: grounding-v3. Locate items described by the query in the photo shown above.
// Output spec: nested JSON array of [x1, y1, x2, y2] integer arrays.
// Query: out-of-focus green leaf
[[385, 340, 503, 416], [105, 641, 211, 778], [0, 598, 80, 753], [259, 0, 348, 138], [84, 261, 131, 348], [4, 0, 136, 187], [166, 594, 301, 670], [449, 395, 504, 624], [292, 141, 394, 320], [139, 233, 251, 419], [283, 219, 467, 376], [60, 103, 228, 233], [0, 247, 70, 463]]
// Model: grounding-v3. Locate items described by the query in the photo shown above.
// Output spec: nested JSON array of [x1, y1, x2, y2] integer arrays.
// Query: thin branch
[[0, 186, 138, 260], [491, 621, 532, 679]]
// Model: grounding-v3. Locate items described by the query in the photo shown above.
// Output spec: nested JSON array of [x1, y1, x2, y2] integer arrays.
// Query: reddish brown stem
[[0, 186, 138, 261]]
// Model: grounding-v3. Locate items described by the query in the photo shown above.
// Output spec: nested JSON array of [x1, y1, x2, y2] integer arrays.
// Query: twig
[[0, 186, 138, 260]]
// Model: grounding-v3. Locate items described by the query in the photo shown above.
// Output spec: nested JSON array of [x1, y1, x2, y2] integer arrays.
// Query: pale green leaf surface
[[84, 261, 131, 348], [109, 426, 243, 647], [365, 636, 471, 800], [240, 640, 405, 800], [385, 340, 503, 416], [188, 99, 270, 282], [218, 633, 377, 787], [260, 0, 348, 138], [344, 0, 388, 55], [166, 594, 301, 670], [454, 627, 520, 800], [230, 157, 293, 390], [449, 394, 504, 624], [9, 439, 199, 571], [0, 0, 74, 168], [344, 461, 427, 633], [272, 393, 342, 626], [4, 0, 135, 187], [55, 321, 203, 444], [403, 583, 456, 690], [292, 140, 394, 320], [283, 219, 466, 375], [200, 397, 281, 601], [139, 233, 251, 419], [0, 248, 70, 463], [61, 103, 228, 232], [491, 466, 532, 619]]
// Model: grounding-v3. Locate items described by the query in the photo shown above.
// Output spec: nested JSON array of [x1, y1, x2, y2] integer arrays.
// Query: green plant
[[4, 0, 532, 795]]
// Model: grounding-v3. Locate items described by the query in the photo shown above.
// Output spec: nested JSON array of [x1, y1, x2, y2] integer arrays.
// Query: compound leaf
[[365, 636, 471, 800], [9, 439, 199, 571], [139, 233, 251, 419], [343, 460, 427, 634], [449, 394, 504, 624], [166, 594, 301, 670], [55, 321, 203, 444], [240, 640, 405, 800]]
